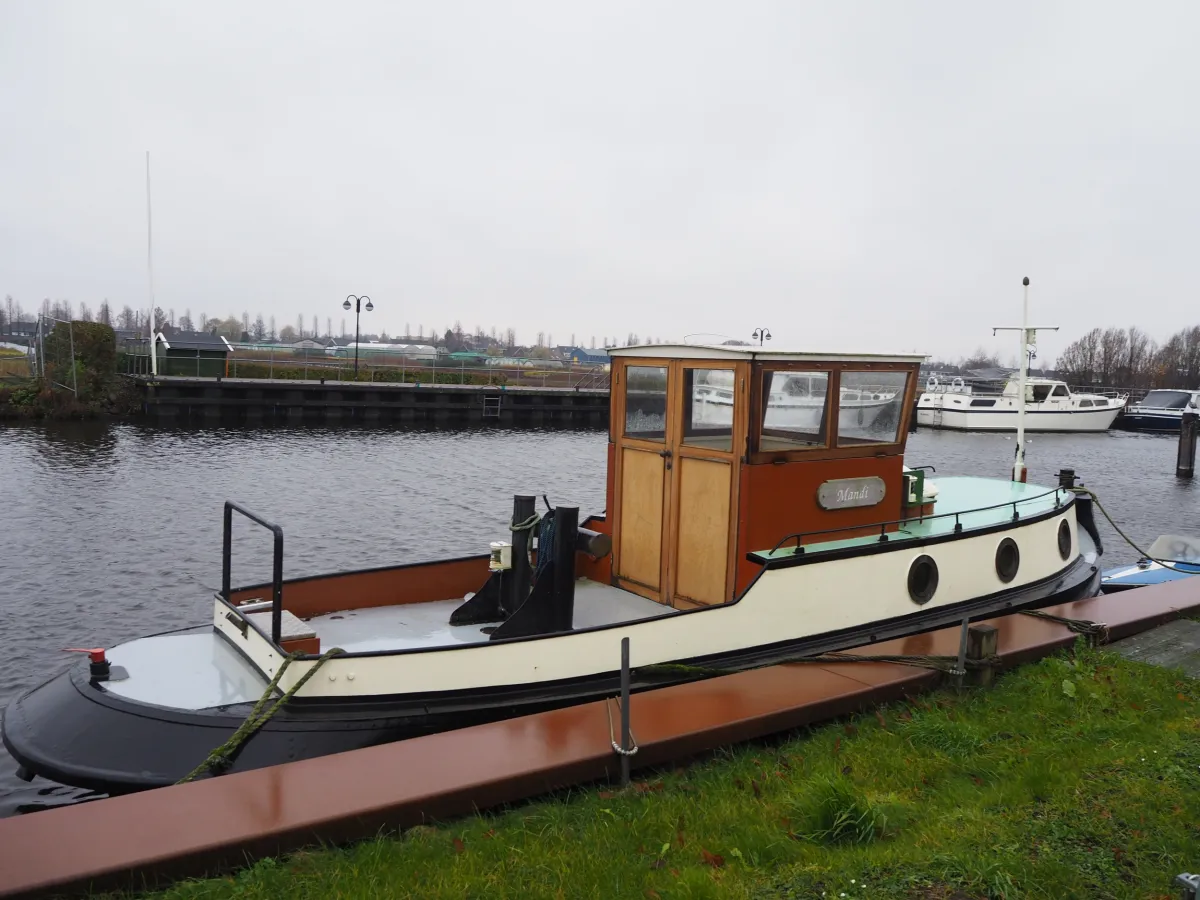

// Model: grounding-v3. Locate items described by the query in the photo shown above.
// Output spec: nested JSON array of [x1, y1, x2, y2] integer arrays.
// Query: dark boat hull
[[1115, 412, 1184, 432], [3, 557, 1100, 796]]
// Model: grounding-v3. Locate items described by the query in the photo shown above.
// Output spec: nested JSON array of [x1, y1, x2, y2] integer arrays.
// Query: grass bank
[[120, 644, 1198, 900]]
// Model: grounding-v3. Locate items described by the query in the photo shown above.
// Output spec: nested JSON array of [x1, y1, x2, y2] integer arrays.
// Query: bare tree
[[1055, 328, 1103, 383], [198, 311, 208, 333], [312, 315, 319, 339], [296, 314, 304, 339], [326, 317, 332, 339], [269, 315, 277, 341], [536, 330, 545, 347], [77, 302, 93, 322], [117, 305, 136, 330], [177, 312, 193, 332], [253, 314, 266, 342], [241, 312, 251, 337], [1096, 327, 1129, 384]]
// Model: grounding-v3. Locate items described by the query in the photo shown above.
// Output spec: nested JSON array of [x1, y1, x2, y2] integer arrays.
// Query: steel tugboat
[[3, 343, 1104, 795]]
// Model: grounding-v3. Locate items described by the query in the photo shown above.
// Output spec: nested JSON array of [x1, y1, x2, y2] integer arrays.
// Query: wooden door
[[665, 362, 747, 607], [612, 362, 672, 601]]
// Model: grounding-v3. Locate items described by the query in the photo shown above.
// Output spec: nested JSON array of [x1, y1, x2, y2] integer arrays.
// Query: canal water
[[1, 422, 1197, 816]]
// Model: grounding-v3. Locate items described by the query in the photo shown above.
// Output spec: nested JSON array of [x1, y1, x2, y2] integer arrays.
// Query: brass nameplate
[[817, 476, 886, 510]]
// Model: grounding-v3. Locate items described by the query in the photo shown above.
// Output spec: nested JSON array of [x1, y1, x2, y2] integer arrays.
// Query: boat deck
[[307, 579, 673, 653], [752, 476, 1068, 561]]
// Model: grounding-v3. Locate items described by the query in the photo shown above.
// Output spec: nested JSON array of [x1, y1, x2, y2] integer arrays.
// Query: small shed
[[155, 331, 234, 377]]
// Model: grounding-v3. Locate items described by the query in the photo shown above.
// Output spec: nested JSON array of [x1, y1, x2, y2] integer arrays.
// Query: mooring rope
[[510, 511, 542, 572], [177, 646, 343, 785], [637, 649, 1000, 680], [1069, 485, 1196, 574], [605, 697, 639, 757], [1021, 608, 1109, 644]]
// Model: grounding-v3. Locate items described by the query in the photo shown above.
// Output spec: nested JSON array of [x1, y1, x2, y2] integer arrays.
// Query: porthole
[[908, 555, 939, 605], [995, 537, 1020, 583], [1057, 520, 1072, 560]]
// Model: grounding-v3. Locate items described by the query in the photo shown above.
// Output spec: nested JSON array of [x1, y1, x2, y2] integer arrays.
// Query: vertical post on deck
[[620, 636, 631, 788], [1178, 412, 1198, 478], [508, 495, 536, 616], [552, 506, 579, 631], [221, 502, 233, 601]]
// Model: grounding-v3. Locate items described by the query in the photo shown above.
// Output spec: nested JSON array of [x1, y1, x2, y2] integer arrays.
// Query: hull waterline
[[4, 556, 1099, 796]]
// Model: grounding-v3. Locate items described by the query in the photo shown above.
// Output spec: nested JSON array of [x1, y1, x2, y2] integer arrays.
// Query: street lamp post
[[752, 327, 772, 347], [342, 294, 374, 377]]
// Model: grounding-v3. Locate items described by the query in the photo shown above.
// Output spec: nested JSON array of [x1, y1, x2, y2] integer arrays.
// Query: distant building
[[1, 321, 38, 339], [153, 331, 234, 377], [290, 339, 326, 351], [563, 346, 608, 366]]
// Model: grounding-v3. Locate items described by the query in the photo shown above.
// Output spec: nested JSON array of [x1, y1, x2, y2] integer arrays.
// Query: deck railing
[[765, 486, 1068, 557], [222, 501, 284, 645]]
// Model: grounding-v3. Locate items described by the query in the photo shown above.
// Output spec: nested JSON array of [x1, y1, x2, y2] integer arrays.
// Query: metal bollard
[[952, 617, 970, 691], [1176, 872, 1200, 899], [1177, 412, 1198, 478]]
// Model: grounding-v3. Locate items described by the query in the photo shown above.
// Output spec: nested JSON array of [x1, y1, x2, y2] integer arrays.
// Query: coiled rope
[[177, 646, 343, 784]]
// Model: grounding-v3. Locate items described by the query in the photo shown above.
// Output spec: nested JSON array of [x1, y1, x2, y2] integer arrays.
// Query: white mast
[[993, 276, 1058, 482], [146, 151, 158, 376]]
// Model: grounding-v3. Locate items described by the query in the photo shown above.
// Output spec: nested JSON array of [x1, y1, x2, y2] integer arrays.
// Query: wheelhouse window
[[1078, 399, 1094, 407], [836, 371, 910, 446], [759, 369, 829, 450], [682, 368, 734, 451], [624, 365, 668, 440], [1051, 384, 1069, 398]]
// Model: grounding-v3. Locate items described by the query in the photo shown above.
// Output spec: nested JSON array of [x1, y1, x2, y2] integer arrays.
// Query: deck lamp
[[343, 295, 374, 377], [752, 327, 772, 347]]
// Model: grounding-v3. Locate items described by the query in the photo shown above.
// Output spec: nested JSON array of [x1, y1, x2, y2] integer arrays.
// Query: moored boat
[[2, 343, 1104, 795], [1100, 534, 1200, 592], [916, 376, 1126, 432], [1114, 389, 1200, 433]]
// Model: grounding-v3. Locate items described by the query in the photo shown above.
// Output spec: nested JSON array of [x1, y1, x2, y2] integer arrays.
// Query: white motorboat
[[916, 376, 1126, 432]]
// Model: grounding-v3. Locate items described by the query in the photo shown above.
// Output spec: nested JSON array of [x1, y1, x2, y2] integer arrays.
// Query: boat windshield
[[1146, 534, 1200, 562], [1140, 390, 1194, 409], [759, 369, 829, 450], [836, 371, 909, 446]]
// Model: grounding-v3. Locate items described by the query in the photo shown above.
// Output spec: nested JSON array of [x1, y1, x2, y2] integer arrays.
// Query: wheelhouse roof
[[606, 344, 926, 365]]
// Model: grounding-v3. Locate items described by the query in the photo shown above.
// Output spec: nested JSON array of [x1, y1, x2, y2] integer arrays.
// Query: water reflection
[[17, 421, 120, 473]]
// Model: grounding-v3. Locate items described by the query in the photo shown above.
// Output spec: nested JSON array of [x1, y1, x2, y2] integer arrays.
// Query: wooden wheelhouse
[[604, 345, 925, 608]]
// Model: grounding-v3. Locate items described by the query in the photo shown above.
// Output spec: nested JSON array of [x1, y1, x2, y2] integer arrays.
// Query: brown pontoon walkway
[[2, 580, 1198, 899]]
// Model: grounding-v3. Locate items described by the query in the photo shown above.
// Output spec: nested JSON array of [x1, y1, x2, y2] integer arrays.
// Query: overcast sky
[[2, 1, 1198, 359]]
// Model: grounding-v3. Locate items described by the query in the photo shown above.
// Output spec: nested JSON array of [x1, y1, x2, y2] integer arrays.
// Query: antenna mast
[[993, 277, 1058, 482], [146, 151, 158, 376]]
